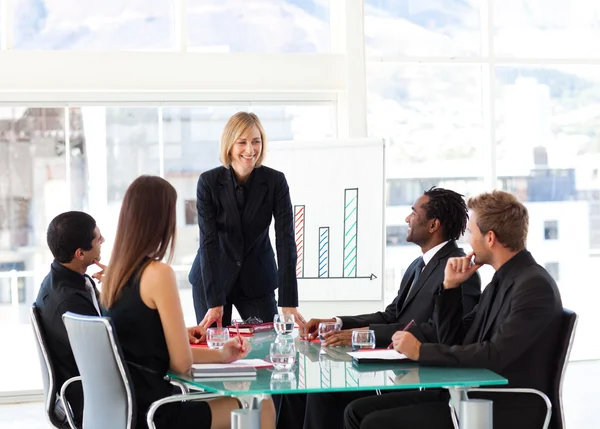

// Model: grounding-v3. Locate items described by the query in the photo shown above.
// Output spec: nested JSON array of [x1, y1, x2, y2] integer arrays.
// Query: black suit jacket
[[35, 260, 101, 424], [340, 241, 481, 347], [188, 165, 298, 309], [416, 250, 563, 397]]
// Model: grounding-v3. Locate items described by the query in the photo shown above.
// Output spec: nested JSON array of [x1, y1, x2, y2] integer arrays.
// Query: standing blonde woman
[[189, 112, 304, 329], [102, 175, 275, 429]]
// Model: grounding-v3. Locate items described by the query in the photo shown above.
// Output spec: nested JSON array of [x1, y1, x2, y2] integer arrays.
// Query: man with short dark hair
[[299, 187, 481, 429], [35, 211, 105, 426], [345, 190, 563, 429]]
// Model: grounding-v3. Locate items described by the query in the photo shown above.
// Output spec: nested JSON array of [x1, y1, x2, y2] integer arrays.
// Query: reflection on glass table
[[169, 332, 507, 396]]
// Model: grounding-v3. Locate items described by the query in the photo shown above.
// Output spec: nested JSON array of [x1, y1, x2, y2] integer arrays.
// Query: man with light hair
[[345, 190, 563, 429]]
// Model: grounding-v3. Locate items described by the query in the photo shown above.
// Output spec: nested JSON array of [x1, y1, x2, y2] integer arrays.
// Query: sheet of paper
[[192, 359, 272, 370], [347, 349, 408, 360]]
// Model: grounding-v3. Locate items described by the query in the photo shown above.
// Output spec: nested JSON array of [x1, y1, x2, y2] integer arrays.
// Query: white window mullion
[[158, 106, 165, 178], [331, 0, 367, 138], [174, 0, 188, 52], [65, 107, 72, 208], [0, 0, 13, 50], [481, 0, 497, 190]]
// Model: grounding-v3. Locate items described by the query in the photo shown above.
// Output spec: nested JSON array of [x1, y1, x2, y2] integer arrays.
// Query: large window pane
[[0, 107, 66, 394], [367, 64, 488, 304], [494, 0, 600, 58], [106, 108, 160, 203], [187, 0, 330, 52], [495, 66, 600, 360], [365, 0, 482, 57], [0, 103, 336, 395], [13, 0, 175, 50]]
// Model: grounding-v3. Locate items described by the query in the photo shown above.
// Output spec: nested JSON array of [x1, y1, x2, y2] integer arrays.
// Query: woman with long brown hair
[[102, 175, 275, 429]]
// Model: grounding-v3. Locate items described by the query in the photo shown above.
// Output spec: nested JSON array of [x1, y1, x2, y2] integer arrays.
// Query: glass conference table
[[168, 332, 507, 428]]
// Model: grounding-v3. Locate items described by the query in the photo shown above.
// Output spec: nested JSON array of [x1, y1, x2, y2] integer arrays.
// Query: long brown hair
[[101, 175, 177, 309]]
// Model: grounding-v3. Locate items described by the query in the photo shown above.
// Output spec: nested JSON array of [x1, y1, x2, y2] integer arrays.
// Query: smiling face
[[230, 125, 262, 176], [405, 195, 431, 245]]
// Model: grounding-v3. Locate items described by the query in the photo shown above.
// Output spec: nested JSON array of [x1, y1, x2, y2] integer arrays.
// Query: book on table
[[226, 322, 274, 334]]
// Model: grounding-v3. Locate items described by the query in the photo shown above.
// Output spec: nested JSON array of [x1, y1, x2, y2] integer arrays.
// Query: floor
[[1, 360, 598, 428]]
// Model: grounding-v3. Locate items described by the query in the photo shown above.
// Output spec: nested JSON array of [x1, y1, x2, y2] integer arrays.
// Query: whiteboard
[[266, 138, 385, 302]]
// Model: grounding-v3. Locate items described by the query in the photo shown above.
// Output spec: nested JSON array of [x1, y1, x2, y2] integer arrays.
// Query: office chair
[[62, 312, 220, 429], [460, 308, 578, 429], [30, 304, 80, 429]]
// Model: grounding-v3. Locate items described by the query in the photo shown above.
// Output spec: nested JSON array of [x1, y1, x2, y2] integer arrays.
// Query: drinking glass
[[269, 338, 296, 371], [206, 327, 229, 349], [273, 313, 295, 335], [318, 321, 341, 341], [351, 330, 376, 351], [270, 371, 297, 390]]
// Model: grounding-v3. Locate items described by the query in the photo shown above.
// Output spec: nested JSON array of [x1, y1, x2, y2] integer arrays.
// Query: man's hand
[[443, 252, 482, 290], [91, 259, 106, 283], [220, 338, 251, 363], [199, 306, 224, 329], [187, 325, 207, 344], [391, 331, 422, 361], [322, 329, 355, 347], [282, 307, 307, 327], [300, 317, 335, 340]]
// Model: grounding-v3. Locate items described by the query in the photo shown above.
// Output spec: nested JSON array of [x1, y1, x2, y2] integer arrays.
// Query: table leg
[[447, 387, 493, 429], [231, 394, 270, 429]]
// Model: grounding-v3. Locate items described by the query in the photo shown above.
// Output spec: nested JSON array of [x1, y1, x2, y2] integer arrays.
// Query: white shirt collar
[[422, 241, 449, 266]]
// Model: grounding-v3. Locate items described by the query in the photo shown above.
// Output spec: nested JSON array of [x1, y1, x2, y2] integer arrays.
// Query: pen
[[387, 319, 415, 350], [235, 320, 244, 352]]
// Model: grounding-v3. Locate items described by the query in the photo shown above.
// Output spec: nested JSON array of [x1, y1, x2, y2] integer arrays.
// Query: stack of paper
[[347, 349, 409, 363], [191, 359, 271, 379]]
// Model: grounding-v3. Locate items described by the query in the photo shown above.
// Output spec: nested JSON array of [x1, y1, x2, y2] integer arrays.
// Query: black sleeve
[[419, 278, 558, 374], [196, 174, 224, 308], [273, 172, 298, 307], [461, 271, 482, 316]]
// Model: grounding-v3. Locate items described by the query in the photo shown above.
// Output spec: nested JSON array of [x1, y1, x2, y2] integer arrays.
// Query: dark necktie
[[397, 257, 425, 310], [235, 184, 245, 212]]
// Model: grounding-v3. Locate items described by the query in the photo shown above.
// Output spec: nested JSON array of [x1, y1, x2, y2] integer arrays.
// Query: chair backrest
[[30, 303, 66, 429], [62, 312, 136, 429], [550, 308, 578, 429]]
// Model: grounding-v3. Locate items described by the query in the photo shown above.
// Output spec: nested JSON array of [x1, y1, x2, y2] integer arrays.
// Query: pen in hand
[[234, 320, 244, 352], [387, 319, 415, 350]]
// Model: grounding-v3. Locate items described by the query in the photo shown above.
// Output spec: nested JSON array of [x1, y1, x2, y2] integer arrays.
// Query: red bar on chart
[[294, 205, 305, 278]]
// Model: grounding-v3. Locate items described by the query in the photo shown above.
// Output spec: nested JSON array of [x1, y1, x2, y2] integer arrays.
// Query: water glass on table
[[206, 327, 229, 349], [269, 338, 296, 371], [270, 371, 297, 390], [351, 330, 376, 351], [273, 313, 295, 335], [318, 321, 341, 341]]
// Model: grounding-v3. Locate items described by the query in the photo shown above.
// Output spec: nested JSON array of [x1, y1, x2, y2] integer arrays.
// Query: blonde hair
[[219, 112, 267, 168], [467, 190, 529, 252]]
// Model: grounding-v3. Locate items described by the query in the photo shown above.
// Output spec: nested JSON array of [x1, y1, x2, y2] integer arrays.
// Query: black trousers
[[303, 391, 377, 429], [344, 389, 547, 429], [193, 289, 278, 327]]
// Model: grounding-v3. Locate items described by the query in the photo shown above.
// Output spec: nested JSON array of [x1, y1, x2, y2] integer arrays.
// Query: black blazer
[[416, 250, 563, 397], [340, 241, 481, 347], [188, 165, 298, 309], [35, 260, 101, 424]]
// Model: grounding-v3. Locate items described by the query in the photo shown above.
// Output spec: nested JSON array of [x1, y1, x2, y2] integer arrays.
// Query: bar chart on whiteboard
[[267, 139, 384, 301]]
